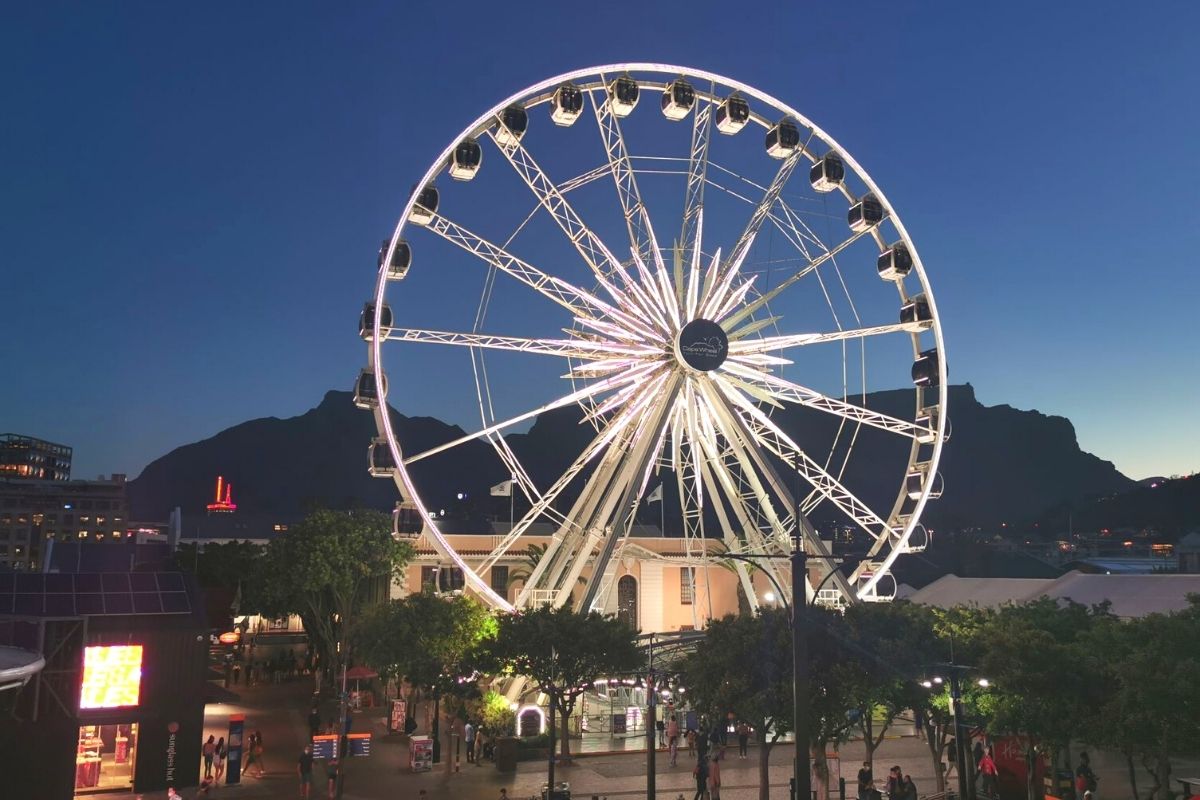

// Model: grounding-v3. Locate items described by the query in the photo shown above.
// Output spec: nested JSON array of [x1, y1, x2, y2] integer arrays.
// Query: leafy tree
[[485, 605, 640, 760], [841, 602, 938, 773], [684, 607, 857, 800], [169, 540, 265, 617], [1085, 605, 1200, 800], [257, 508, 413, 687], [351, 591, 496, 710]]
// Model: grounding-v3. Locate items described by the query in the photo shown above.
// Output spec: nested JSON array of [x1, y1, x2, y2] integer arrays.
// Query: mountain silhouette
[[127, 385, 1133, 531]]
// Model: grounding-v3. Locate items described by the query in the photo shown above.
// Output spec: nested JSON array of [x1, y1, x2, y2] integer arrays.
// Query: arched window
[[617, 574, 638, 630]]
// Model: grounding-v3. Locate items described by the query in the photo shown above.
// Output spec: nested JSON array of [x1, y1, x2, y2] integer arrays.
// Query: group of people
[[200, 735, 227, 782], [223, 650, 309, 688], [297, 744, 340, 800], [857, 763, 919, 800]]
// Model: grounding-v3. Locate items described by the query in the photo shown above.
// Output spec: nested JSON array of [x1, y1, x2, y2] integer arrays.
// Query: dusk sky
[[2, 2, 1197, 482]]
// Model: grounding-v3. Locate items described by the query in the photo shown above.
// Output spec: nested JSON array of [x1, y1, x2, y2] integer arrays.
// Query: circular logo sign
[[675, 319, 728, 372], [167, 721, 179, 733]]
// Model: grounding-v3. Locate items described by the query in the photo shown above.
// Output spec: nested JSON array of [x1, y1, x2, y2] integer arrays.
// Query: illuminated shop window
[[80, 645, 143, 709]]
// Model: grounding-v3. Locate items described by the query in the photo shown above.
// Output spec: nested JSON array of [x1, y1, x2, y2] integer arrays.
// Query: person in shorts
[[297, 745, 313, 799]]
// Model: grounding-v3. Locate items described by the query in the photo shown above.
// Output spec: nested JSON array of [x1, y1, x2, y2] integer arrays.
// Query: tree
[[169, 540, 265, 620], [1085, 604, 1200, 800], [257, 508, 413, 688], [841, 602, 938, 774], [486, 605, 640, 760]]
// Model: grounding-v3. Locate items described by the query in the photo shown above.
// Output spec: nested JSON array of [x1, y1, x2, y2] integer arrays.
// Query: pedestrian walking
[[325, 757, 340, 800], [244, 732, 260, 777], [657, 718, 666, 748], [693, 755, 710, 800], [214, 737, 227, 782], [1077, 752, 1098, 797], [686, 728, 696, 757], [736, 722, 749, 759], [978, 747, 998, 797], [166, 787, 183, 800], [667, 715, 680, 766], [708, 753, 722, 800], [857, 762, 874, 800], [298, 745, 314, 799], [464, 720, 476, 763], [202, 735, 216, 779], [901, 775, 918, 800], [309, 706, 321, 737]]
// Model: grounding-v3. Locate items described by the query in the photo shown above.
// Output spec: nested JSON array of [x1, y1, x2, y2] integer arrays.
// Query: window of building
[[490, 566, 509, 597], [420, 566, 438, 591], [680, 567, 695, 605]]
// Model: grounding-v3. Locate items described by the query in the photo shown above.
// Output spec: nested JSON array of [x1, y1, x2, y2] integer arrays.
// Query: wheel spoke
[[486, 127, 668, 334], [678, 87, 714, 277], [720, 361, 932, 440], [714, 375, 894, 543], [386, 327, 659, 361], [424, 212, 660, 343], [727, 321, 915, 352], [403, 362, 663, 466]]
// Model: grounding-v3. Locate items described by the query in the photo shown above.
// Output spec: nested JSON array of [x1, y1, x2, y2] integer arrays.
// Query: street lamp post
[[646, 635, 657, 800], [792, 528, 810, 800], [947, 669, 970, 800]]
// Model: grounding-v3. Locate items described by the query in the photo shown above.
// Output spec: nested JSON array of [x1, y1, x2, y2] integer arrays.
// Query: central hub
[[675, 318, 729, 372]]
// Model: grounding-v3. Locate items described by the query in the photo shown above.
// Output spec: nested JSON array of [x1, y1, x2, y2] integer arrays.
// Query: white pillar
[[640, 562, 664, 634]]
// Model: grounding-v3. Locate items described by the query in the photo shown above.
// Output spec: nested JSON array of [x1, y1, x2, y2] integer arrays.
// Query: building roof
[[907, 571, 1200, 618], [0, 571, 195, 618]]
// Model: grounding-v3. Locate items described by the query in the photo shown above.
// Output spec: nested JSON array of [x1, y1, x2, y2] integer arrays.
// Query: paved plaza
[[110, 680, 1199, 800]]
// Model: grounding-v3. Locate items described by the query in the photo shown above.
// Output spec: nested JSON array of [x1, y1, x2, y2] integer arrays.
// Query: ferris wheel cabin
[[915, 406, 941, 444], [660, 78, 696, 120], [716, 94, 750, 134], [809, 152, 845, 192], [765, 119, 801, 159], [877, 242, 913, 281], [378, 238, 411, 281], [393, 500, 423, 539], [900, 294, 934, 331], [408, 184, 439, 226], [449, 137, 482, 181], [911, 348, 941, 387], [359, 301, 393, 341], [368, 438, 397, 477], [550, 83, 584, 126], [848, 192, 885, 232], [353, 369, 386, 409], [608, 76, 640, 117], [494, 104, 529, 147]]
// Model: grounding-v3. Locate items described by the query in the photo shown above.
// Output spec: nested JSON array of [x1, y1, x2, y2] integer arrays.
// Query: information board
[[611, 713, 627, 734], [348, 733, 372, 757], [410, 736, 433, 772], [389, 699, 406, 733], [312, 734, 339, 760]]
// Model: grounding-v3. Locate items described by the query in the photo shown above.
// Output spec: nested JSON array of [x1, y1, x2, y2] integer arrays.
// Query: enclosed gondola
[[369, 438, 397, 477], [392, 500, 423, 539], [716, 94, 750, 134], [809, 152, 845, 193], [449, 137, 482, 181], [359, 301, 393, 341], [408, 184, 439, 226], [848, 192, 885, 232], [608, 76, 640, 117], [494, 104, 529, 147], [353, 369, 387, 409], [660, 78, 696, 120], [914, 405, 941, 444], [765, 118, 801, 159], [877, 242, 913, 281], [378, 238, 411, 281], [551, 82, 584, 126], [900, 294, 933, 331], [911, 348, 940, 387], [905, 465, 943, 501]]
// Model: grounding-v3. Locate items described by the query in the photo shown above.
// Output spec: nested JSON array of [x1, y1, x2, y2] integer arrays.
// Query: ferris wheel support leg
[[695, 453, 762, 615]]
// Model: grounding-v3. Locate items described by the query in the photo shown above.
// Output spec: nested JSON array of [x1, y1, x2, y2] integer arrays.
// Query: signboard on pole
[[348, 733, 372, 757], [312, 734, 339, 761], [226, 714, 245, 785]]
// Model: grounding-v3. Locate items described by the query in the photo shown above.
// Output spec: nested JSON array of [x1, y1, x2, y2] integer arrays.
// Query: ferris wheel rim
[[368, 63, 948, 611]]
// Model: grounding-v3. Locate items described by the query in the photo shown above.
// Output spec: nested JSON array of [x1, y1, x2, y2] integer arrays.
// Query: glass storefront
[[75, 723, 138, 794]]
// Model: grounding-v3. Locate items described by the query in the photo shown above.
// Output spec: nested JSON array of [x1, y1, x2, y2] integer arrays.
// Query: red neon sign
[[206, 475, 237, 512]]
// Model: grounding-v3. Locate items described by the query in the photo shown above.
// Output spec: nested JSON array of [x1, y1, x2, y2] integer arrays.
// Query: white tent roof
[[0, 646, 45, 691], [906, 571, 1200, 618]]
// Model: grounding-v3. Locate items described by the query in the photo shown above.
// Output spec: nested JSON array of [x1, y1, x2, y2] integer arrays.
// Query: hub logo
[[676, 319, 728, 371]]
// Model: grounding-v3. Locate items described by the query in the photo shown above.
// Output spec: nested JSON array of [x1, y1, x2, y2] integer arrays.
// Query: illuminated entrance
[[76, 723, 139, 793]]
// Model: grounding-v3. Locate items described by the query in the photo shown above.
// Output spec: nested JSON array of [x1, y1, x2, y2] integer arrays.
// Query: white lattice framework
[[365, 64, 949, 616]]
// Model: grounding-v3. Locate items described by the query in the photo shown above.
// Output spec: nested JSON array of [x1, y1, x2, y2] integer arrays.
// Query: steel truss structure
[[364, 64, 948, 617]]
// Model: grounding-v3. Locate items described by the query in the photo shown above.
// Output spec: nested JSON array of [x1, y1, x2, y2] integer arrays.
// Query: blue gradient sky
[[2, 1, 1197, 481]]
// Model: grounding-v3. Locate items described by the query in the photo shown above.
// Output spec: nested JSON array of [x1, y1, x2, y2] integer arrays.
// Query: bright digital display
[[80, 645, 143, 709]]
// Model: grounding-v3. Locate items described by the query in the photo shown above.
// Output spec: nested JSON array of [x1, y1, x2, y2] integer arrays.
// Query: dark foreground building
[[0, 571, 208, 798]]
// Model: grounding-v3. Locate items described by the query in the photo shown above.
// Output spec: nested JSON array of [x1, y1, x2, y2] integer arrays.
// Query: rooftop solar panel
[[0, 572, 192, 617]]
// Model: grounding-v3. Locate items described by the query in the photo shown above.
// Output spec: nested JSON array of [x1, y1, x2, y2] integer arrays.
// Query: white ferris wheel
[[357, 64, 948, 617]]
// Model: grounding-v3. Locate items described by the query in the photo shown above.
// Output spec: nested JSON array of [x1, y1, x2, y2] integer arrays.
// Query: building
[[1178, 532, 1200, 574], [0, 570, 210, 799], [0, 475, 130, 571], [396, 525, 800, 633], [904, 570, 1200, 618], [0, 433, 72, 481]]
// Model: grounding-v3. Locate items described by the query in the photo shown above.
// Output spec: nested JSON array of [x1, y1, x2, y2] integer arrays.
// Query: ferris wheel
[[356, 64, 948, 616]]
